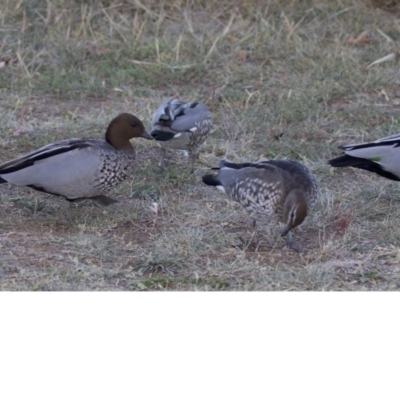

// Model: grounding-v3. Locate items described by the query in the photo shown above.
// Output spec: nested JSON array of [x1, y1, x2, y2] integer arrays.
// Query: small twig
[[130, 59, 197, 70]]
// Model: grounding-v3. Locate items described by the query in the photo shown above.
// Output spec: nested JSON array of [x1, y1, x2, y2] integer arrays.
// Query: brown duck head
[[105, 113, 153, 150], [280, 189, 308, 237]]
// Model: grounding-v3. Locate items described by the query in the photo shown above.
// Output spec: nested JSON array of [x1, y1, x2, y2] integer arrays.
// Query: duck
[[328, 133, 400, 181], [0, 113, 153, 218], [202, 159, 319, 252], [150, 99, 213, 172]]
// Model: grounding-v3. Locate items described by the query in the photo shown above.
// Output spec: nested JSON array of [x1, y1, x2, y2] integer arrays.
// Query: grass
[[1, 0, 400, 290]]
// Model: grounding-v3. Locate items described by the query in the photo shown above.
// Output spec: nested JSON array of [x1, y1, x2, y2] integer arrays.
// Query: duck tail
[[328, 154, 400, 181], [150, 130, 175, 141], [202, 174, 221, 187], [328, 154, 364, 168]]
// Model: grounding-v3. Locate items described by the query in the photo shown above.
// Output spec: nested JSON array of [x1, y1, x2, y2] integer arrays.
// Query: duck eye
[[131, 123, 136, 127]]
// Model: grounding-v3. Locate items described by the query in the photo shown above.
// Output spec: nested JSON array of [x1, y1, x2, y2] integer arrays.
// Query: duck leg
[[239, 218, 260, 248], [249, 218, 261, 245], [63, 200, 74, 224], [63, 195, 118, 224], [160, 146, 167, 172], [189, 152, 198, 174]]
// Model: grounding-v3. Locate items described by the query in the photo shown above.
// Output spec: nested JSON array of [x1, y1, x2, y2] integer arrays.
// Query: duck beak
[[141, 130, 154, 140], [280, 224, 291, 237]]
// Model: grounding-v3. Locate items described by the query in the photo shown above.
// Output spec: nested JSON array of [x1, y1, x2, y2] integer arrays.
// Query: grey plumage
[[0, 113, 152, 216], [151, 99, 213, 172], [328, 134, 400, 181], [202, 159, 319, 252]]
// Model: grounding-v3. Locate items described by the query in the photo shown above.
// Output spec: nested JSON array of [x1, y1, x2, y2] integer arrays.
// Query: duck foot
[[91, 195, 118, 207], [238, 231, 261, 250]]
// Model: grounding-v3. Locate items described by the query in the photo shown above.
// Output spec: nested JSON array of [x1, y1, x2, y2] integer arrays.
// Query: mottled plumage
[[0, 113, 152, 217], [328, 134, 400, 181], [202, 159, 319, 251], [151, 99, 212, 172]]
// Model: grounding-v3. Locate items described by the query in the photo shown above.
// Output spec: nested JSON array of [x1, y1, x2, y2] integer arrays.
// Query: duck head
[[105, 113, 153, 150], [280, 189, 308, 237]]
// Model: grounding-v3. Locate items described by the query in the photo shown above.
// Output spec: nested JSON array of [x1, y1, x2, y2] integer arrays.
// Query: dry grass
[[1, 0, 400, 290]]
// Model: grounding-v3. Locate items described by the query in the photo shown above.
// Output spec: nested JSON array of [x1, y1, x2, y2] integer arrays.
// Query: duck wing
[[152, 99, 210, 132], [0, 139, 98, 174]]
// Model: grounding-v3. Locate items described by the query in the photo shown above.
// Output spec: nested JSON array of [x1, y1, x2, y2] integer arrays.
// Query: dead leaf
[[234, 50, 247, 62], [348, 31, 370, 45], [0, 57, 17, 67], [13, 126, 28, 136], [85, 43, 107, 56]]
